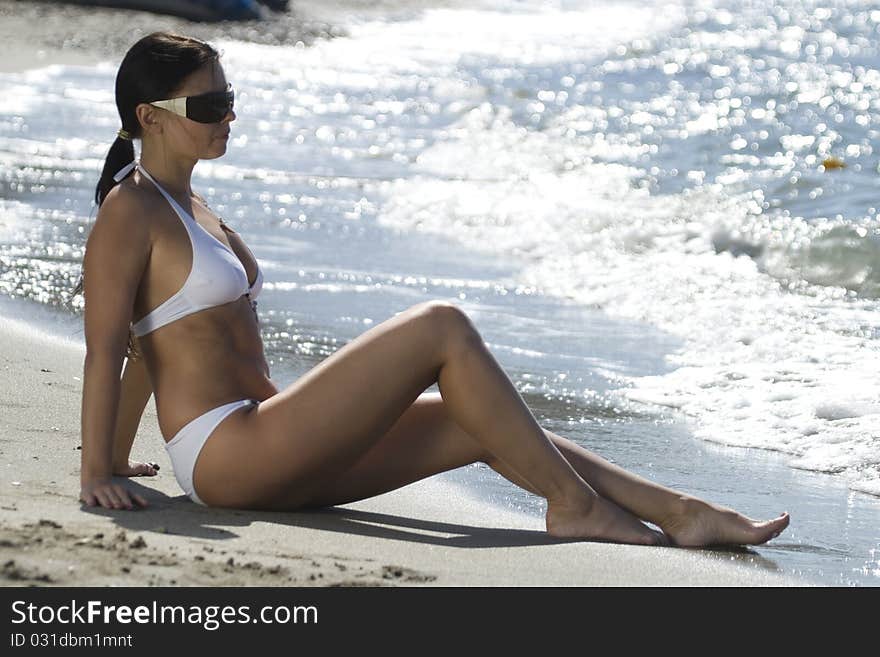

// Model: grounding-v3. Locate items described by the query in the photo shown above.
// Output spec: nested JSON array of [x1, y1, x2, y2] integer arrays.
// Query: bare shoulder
[[90, 182, 159, 252], [85, 182, 156, 285], [98, 180, 157, 230]]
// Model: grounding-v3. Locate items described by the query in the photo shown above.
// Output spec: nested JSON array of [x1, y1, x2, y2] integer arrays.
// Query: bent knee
[[400, 300, 482, 360], [414, 300, 479, 339]]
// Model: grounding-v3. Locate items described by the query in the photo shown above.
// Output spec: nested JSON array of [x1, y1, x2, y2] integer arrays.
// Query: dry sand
[[0, 1, 804, 587]]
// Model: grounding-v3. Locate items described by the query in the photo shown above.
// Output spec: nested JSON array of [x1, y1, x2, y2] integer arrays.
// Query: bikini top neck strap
[[112, 161, 195, 224], [132, 163, 185, 211], [112, 160, 163, 193], [133, 162, 159, 188], [112, 159, 138, 183]]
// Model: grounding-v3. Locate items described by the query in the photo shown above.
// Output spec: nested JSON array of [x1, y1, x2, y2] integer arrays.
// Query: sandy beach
[[0, 1, 807, 587], [0, 299, 802, 587]]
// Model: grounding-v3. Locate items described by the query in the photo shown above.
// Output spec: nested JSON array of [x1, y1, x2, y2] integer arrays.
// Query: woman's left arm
[[111, 345, 157, 477]]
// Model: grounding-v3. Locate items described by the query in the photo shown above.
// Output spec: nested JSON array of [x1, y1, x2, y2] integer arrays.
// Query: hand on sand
[[80, 478, 148, 510], [113, 460, 160, 478]]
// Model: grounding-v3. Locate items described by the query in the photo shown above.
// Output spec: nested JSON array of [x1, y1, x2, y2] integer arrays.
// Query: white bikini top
[[127, 162, 263, 337]]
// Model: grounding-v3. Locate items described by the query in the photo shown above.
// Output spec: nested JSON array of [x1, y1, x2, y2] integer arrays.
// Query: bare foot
[[546, 495, 665, 546], [659, 497, 790, 548]]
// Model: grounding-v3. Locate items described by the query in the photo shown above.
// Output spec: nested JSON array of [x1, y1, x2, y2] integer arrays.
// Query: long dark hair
[[95, 32, 220, 206], [71, 32, 220, 360]]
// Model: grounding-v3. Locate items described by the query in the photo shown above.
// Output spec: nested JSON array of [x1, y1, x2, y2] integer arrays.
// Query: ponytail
[[94, 132, 136, 207]]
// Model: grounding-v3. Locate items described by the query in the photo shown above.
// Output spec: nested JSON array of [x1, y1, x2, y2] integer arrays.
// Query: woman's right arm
[[80, 188, 152, 510]]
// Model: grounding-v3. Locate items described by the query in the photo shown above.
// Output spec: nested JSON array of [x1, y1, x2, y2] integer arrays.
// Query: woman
[[79, 31, 790, 548]]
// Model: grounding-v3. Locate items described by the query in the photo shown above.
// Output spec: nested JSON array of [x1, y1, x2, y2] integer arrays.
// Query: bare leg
[[428, 313, 663, 544], [304, 393, 789, 548], [196, 302, 661, 545], [497, 434, 790, 547]]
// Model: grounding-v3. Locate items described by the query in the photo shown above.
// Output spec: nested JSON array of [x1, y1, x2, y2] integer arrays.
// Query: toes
[[771, 513, 790, 535], [754, 514, 789, 543], [768, 513, 790, 530]]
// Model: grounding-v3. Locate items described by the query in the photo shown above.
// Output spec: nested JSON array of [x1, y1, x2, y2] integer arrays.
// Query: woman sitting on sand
[[78, 31, 790, 547]]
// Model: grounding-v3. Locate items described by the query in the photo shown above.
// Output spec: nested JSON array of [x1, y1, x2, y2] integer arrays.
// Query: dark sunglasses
[[149, 84, 234, 124]]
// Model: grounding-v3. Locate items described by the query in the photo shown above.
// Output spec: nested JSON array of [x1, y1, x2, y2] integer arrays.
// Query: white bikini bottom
[[164, 399, 259, 505]]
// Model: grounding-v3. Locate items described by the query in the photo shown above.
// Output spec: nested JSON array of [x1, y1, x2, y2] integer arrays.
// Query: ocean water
[[1, 0, 879, 585]]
